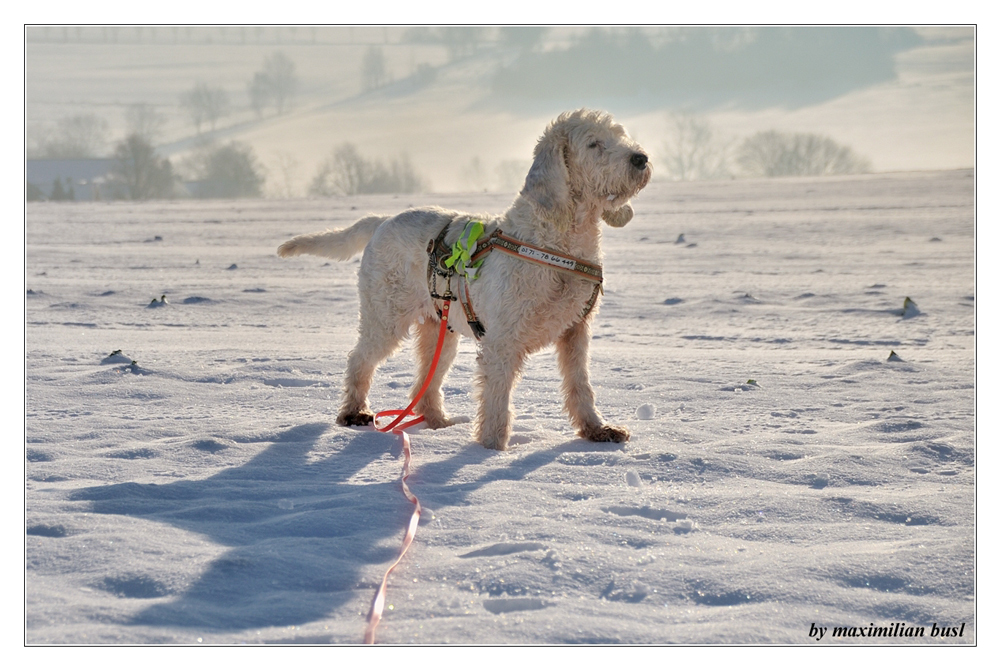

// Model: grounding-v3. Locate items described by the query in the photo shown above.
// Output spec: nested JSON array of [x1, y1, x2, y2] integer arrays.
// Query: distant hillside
[[492, 27, 924, 110]]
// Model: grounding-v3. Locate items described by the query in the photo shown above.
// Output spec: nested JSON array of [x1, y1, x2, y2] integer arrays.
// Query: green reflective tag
[[444, 220, 485, 279]]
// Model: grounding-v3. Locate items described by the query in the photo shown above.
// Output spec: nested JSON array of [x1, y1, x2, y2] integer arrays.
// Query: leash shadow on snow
[[68, 422, 479, 631]]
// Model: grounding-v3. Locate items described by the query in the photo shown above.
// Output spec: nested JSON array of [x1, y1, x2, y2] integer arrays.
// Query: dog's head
[[521, 109, 652, 230]]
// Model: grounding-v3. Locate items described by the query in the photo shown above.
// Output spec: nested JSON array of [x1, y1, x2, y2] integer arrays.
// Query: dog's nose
[[630, 152, 648, 170]]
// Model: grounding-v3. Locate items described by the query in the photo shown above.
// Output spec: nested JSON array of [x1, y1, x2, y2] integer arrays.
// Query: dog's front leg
[[473, 341, 526, 451], [556, 318, 630, 443]]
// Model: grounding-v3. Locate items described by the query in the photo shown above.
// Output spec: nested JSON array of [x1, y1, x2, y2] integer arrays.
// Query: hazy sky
[[25, 26, 974, 193]]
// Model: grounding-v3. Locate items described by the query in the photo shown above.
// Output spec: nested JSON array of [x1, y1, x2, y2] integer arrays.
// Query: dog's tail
[[277, 214, 389, 260]]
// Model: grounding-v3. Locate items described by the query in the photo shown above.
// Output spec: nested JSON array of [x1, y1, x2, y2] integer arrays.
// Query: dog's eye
[[588, 140, 604, 151]]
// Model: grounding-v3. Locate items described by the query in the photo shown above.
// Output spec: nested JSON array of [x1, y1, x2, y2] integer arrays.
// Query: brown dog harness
[[427, 221, 603, 340]]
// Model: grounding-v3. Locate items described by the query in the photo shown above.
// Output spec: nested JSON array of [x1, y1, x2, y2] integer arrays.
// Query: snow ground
[[25, 170, 974, 645]]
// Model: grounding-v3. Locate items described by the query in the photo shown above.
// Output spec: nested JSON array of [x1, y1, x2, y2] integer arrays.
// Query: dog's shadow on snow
[[68, 421, 570, 632]]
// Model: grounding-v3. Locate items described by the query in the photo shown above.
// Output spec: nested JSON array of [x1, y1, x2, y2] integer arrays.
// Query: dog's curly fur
[[278, 109, 652, 450]]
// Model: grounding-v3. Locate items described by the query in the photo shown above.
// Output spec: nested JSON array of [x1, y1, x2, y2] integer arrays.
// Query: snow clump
[[635, 404, 656, 420]]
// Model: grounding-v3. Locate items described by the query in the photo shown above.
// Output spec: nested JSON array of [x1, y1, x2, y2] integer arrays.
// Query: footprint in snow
[[482, 598, 548, 614], [26, 524, 68, 538], [458, 542, 547, 558]]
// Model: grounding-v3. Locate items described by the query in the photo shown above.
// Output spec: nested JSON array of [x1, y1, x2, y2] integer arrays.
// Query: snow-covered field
[[25, 170, 975, 645]]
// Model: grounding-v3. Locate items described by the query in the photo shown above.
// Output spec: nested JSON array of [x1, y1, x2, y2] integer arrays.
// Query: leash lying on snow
[[428, 220, 604, 340], [366, 223, 604, 642], [363, 299, 452, 645]]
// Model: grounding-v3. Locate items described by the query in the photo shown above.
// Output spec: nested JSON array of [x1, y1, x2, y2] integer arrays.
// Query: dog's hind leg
[[410, 314, 460, 429], [337, 311, 406, 427], [556, 318, 630, 443]]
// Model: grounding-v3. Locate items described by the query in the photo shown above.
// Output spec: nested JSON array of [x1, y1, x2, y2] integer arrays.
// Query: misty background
[[24, 26, 974, 201]]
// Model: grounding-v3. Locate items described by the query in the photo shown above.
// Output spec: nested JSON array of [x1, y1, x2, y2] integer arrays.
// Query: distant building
[[26, 159, 117, 201]]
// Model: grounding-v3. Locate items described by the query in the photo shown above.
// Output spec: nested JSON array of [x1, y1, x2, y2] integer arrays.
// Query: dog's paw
[[421, 413, 454, 430], [480, 438, 509, 451], [581, 423, 631, 443], [476, 431, 510, 451], [337, 410, 374, 427]]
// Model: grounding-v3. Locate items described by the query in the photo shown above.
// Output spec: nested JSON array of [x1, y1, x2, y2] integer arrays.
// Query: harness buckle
[[429, 267, 454, 301]]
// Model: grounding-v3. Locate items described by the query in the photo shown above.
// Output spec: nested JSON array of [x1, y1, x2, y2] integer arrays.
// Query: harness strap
[[456, 274, 486, 339], [427, 222, 604, 341], [470, 230, 603, 283]]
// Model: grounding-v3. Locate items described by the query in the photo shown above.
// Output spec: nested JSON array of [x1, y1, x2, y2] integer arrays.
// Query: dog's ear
[[521, 127, 574, 228], [601, 202, 634, 228]]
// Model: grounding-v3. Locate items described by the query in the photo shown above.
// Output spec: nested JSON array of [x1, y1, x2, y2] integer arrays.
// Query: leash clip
[[429, 267, 454, 301]]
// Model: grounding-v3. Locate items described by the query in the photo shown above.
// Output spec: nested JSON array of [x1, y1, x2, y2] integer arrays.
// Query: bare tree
[[310, 143, 367, 196], [35, 114, 110, 158], [246, 52, 298, 117], [661, 112, 732, 181], [110, 134, 175, 200], [266, 150, 300, 199], [309, 143, 427, 196], [188, 142, 265, 198], [125, 103, 166, 143], [48, 178, 74, 201], [737, 131, 872, 177], [179, 82, 230, 134], [362, 46, 388, 91], [262, 52, 297, 114], [247, 72, 270, 118]]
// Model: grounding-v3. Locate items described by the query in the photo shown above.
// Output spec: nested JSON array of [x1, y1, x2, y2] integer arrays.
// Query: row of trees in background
[[660, 112, 871, 181], [104, 136, 263, 200], [28, 110, 870, 203], [30, 114, 111, 159], [27, 132, 265, 201], [27, 51, 294, 201], [29, 51, 298, 160], [181, 52, 298, 133], [308, 143, 426, 196]]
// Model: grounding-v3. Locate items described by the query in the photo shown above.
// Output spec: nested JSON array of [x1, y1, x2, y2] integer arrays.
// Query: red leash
[[363, 300, 451, 644]]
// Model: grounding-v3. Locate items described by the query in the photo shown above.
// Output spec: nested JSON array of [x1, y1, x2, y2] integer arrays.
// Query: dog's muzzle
[[630, 152, 649, 170]]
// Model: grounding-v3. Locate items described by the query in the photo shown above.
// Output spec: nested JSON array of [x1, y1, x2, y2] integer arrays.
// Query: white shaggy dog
[[278, 109, 651, 450]]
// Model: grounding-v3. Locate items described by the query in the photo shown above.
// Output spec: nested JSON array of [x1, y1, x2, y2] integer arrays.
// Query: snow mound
[[900, 296, 921, 319], [100, 350, 133, 365], [635, 403, 656, 420]]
